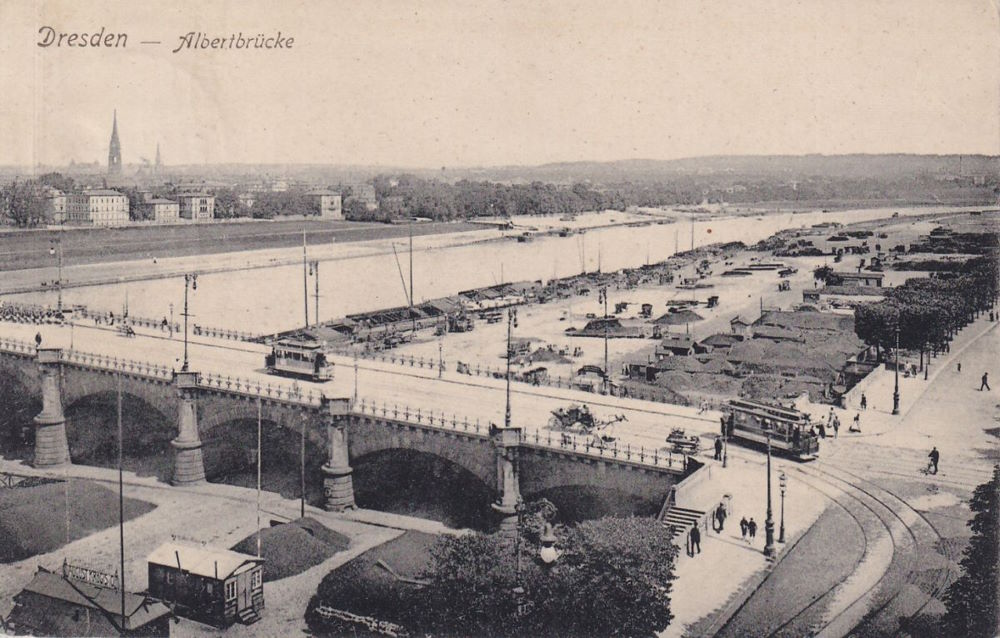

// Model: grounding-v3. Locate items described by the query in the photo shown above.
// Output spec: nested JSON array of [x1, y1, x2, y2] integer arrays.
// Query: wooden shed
[[147, 542, 264, 628]]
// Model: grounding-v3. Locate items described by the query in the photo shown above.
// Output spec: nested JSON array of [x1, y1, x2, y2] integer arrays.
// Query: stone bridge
[[0, 338, 697, 527]]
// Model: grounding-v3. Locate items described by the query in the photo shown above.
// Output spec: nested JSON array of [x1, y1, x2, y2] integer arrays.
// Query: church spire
[[108, 109, 122, 176]]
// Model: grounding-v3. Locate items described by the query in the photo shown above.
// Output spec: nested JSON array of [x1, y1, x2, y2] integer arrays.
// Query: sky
[[1, 0, 998, 168]]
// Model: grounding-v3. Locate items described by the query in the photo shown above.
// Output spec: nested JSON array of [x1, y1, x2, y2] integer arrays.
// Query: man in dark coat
[[689, 525, 701, 555], [715, 503, 727, 533], [740, 516, 749, 541], [981, 372, 991, 391], [928, 447, 940, 474], [748, 518, 757, 539], [714, 436, 723, 461]]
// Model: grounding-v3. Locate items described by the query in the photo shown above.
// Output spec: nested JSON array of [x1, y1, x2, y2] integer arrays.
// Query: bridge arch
[[0, 363, 41, 458], [62, 390, 175, 481]]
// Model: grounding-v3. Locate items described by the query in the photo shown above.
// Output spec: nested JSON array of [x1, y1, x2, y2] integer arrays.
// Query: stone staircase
[[238, 606, 261, 626], [661, 505, 707, 540]]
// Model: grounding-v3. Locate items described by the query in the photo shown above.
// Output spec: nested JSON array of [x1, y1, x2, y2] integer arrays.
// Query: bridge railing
[[60, 349, 174, 380], [352, 396, 687, 471], [0, 337, 37, 356], [198, 372, 324, 407]]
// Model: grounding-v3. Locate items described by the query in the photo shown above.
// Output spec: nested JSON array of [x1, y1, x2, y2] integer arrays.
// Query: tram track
[[817, 463, 959, 638], [753, 459, 960, 638], [759, 464, 901, 638]]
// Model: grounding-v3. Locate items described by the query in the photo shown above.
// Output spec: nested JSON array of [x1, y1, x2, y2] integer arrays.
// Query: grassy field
[[0, 479, 155, 563], [0, 219, 482, 271]]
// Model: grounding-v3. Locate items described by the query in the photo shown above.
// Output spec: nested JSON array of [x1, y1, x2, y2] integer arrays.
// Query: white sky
[[1, 0, 998, 168]]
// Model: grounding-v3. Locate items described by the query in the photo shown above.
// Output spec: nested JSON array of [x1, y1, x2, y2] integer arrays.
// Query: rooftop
[[148, 541, 263, 580], [15, 568, 171, 630]]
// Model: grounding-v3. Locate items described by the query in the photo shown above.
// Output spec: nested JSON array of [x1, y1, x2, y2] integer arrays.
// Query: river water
[[8, 205, 981, 334]]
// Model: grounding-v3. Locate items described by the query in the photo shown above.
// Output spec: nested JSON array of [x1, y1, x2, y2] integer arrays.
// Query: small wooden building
[[147, 542, 264, 628], [4, 565, 171, 637]]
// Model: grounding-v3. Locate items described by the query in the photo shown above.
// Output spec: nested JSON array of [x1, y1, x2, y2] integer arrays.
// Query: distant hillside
[[430, 154, 1000, 184]]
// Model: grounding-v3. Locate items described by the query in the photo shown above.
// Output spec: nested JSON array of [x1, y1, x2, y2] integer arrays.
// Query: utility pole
[[300, 415, 306, 518], [505, 308, 517, 428], [764, 434, 776, 558], [892, 322, 901, 415], [302, 230, 310, 328], [310, 260, 320, 327], [409, 219, 415, 335], [599, 286, 609, 394], [181, 274, 196, 372], [117, 374, 126, 637]]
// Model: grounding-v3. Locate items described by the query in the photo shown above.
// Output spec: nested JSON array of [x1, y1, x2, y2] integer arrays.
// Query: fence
[[0, 336, 321, 407], [352, 396, 688, 472]]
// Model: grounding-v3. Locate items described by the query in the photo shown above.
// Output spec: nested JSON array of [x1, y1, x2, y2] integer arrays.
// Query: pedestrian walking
[[689, 526, 701, 555], [860, 393, 867, 410], [832, 416, 840, 438], [34, 332, 42, 347], [740, 516, 749, 541], [849, 413, 861, 433], [928, 447, 940, 474], [748, 518, 757, 540], [818, 422, 826, 439], [827, 407, 834, 426], [981, 372, 991, 391], [957, 361, 961, 373], [714, 436, 723, 461], [715, 503, 727, 533]]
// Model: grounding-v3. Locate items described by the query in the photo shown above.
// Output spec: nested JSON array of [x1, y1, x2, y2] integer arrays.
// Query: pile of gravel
[[231, 517, 350, 582]]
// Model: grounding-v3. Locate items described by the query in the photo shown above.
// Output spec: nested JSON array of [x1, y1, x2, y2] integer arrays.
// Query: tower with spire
[[154, 142, 162, 174], [108, 110, 122, 176]]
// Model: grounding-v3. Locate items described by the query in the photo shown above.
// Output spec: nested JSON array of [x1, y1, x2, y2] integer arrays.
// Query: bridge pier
[[33, 348, 70, 467], [171, 371, 206, 486], [491, 426, 523, 534], [322, 398, 355, 511]]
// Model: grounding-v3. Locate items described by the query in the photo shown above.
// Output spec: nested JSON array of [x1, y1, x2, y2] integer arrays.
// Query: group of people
[[0, 301, 61, 325], [687, 501, 761, 556]]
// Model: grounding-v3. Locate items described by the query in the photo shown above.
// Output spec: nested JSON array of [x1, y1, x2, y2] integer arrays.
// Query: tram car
[[265, 339, 334, 382], [725, 398, 819, 461]]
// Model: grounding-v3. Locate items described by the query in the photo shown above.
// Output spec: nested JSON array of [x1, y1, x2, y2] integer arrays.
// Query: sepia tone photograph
[[0, 0, 997, 636]]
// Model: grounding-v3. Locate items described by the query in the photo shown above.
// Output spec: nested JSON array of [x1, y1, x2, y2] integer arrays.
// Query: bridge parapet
[[0, 337, 37, 358], [352, 396, 690, 475]]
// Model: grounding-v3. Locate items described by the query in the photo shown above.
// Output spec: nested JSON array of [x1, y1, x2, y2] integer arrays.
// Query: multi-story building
[[141, 198, 180, 223], [177, 193, 215, 221], [42, 187, 67, 224], [66, 189, 130, 227], [307, 190, 343, 219]]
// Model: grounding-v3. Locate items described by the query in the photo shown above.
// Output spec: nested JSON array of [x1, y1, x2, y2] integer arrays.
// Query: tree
[[813, 265, 834, 284], [1, 179, 46, 227], [408, 516, 678, 637], [941, 465, 999, 637]]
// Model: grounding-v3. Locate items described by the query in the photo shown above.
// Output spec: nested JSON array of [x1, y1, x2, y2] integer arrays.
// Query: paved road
[[3, 320, 720, 458], [715, 315, 998, 637]]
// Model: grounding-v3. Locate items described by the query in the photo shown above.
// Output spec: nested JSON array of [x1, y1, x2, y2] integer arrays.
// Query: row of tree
[[853, 256, 998, 366], [306, 503, 678, 637]]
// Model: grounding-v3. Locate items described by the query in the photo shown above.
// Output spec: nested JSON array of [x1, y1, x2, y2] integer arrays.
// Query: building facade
[[177, 193, 215, 221], [66, 190, 130, 227], [42, 188, 67, 224], [307, 191, 343, 219], [147, 542, 264, 628], [141, 198, 180, 223]]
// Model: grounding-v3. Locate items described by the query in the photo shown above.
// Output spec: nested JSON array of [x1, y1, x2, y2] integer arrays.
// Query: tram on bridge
[[265, 339, 334, 382], [725, 398, 819, 461]]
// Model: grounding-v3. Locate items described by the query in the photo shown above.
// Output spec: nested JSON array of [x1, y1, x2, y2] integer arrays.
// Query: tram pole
[[764, 434, 776, 558]]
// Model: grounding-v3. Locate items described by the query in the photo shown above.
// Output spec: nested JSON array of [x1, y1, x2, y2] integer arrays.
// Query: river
[[6, 205, 984, 334]]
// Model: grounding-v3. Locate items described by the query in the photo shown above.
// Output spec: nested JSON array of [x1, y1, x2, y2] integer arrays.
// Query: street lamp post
[[168, 303, 174, 339], [764, 434, 776, 558], [181, 274, 197, 372], [49, 226, 64, 314], [599, 286, 609, 395], [505, 308, 518, 429], [778, 470, 787, 543], [892, 323, 900, 415]]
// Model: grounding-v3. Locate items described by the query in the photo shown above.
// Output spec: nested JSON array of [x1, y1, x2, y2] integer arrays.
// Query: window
[[225, 580, 236, 601], [251, 569, 261, 589], [206, 582, 214, 595], [165, 570, 174, 585]]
